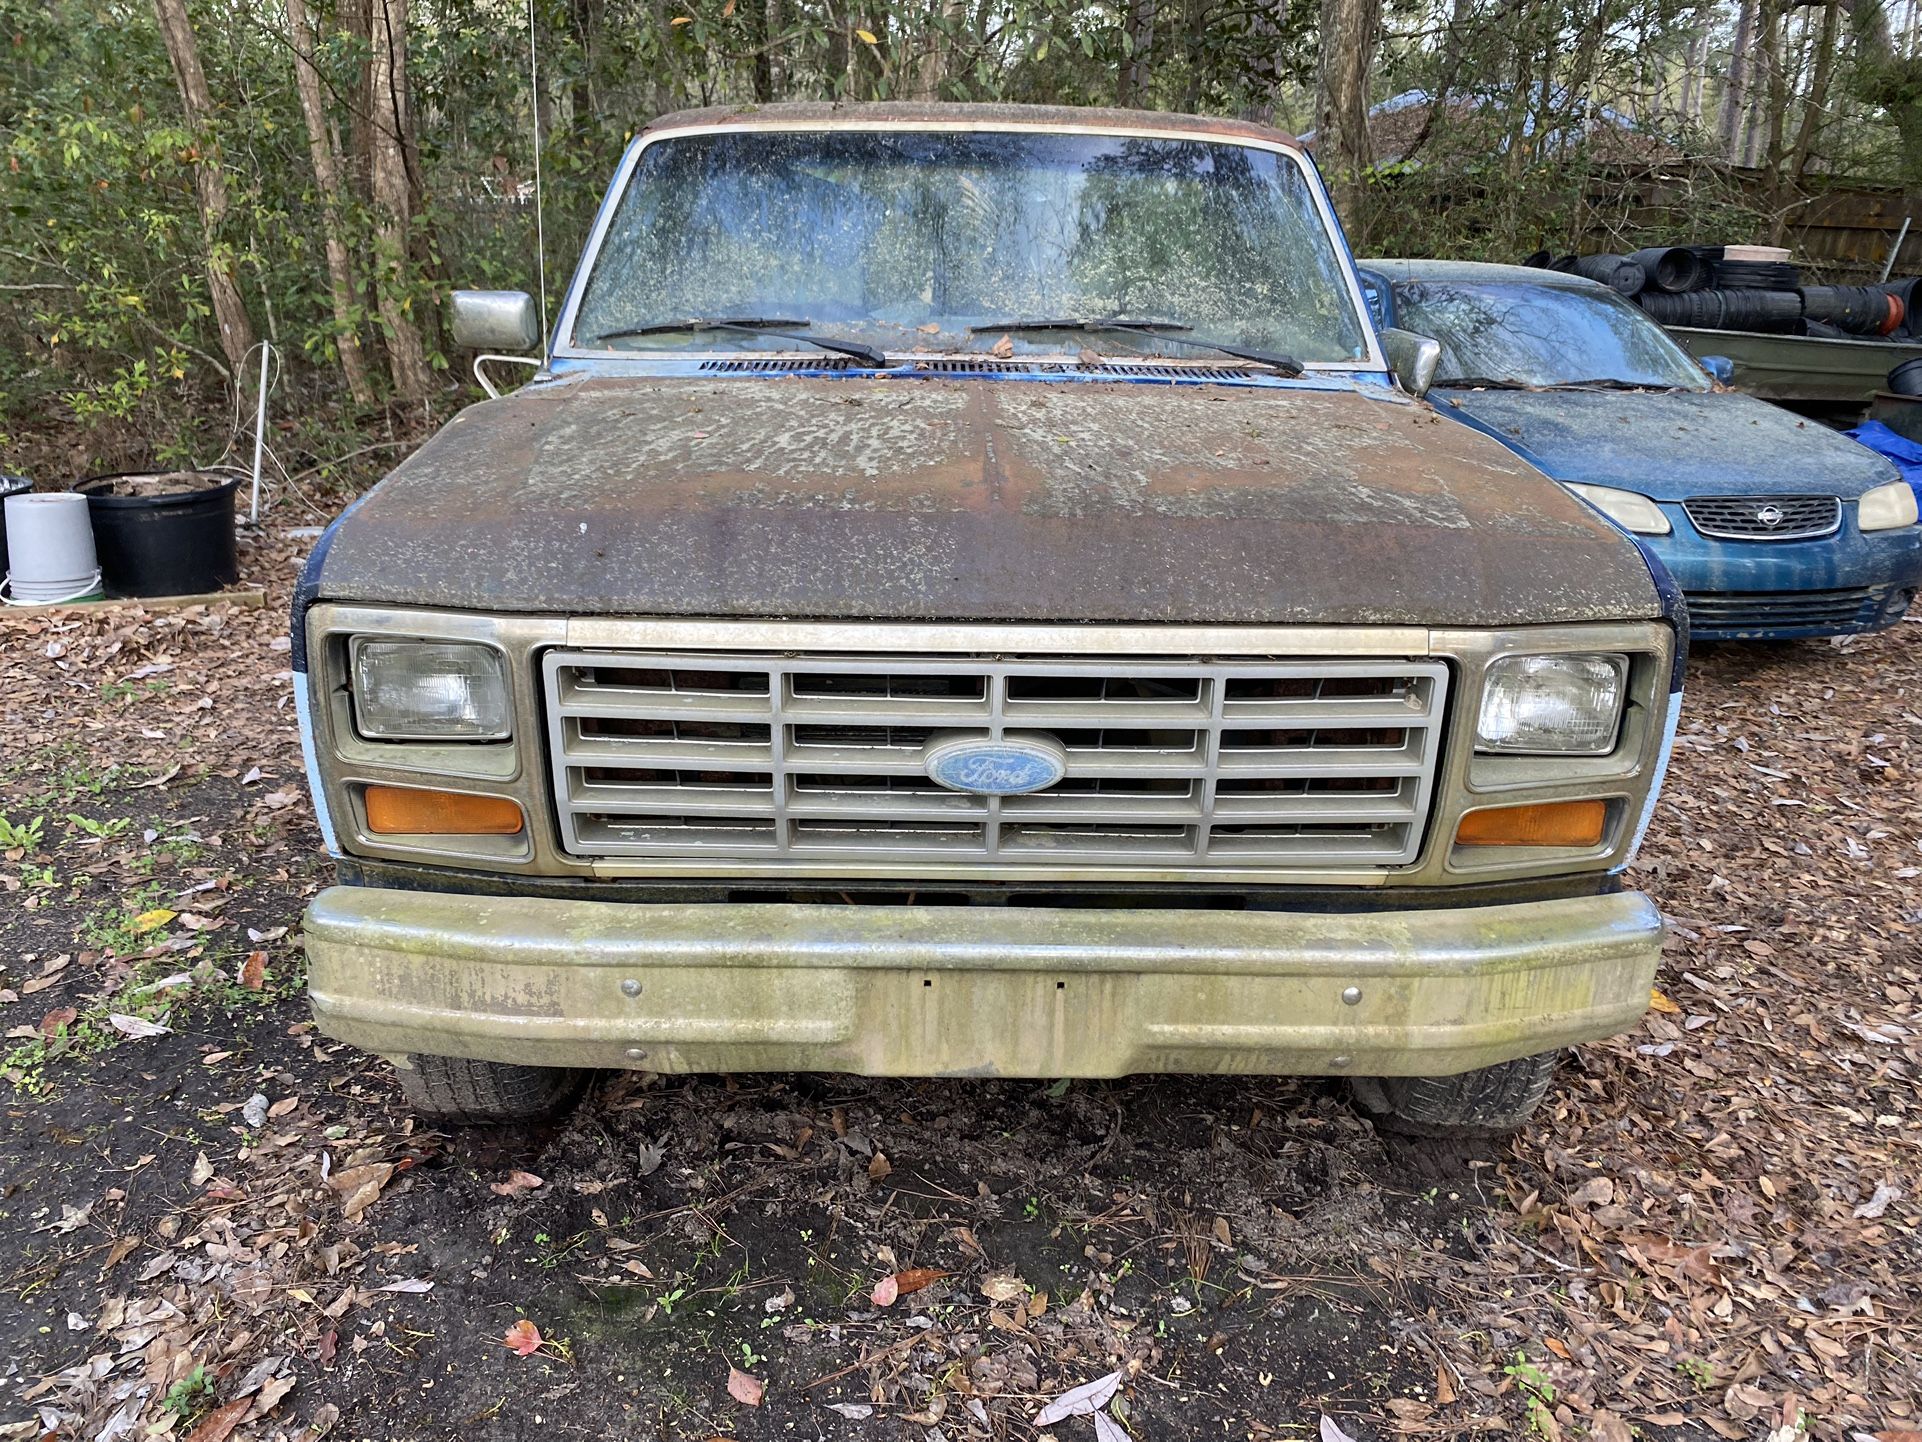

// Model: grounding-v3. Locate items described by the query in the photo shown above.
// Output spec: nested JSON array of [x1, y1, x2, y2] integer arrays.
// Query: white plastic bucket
[[2, 492, 103, 605]]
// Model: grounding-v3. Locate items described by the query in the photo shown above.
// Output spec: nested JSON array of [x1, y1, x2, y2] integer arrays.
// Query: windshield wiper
[[1552, 377, 1681, 392], [591, 317, 888, 369], [968, 317, 1303, 375], [1440, 375, 1681, 393]]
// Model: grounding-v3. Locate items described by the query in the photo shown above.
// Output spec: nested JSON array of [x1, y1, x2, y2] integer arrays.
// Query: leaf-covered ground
[[1, 535, 1917, 1442]]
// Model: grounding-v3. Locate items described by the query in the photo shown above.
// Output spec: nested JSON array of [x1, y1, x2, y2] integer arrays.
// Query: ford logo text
[[922, 734, 1069, 795]]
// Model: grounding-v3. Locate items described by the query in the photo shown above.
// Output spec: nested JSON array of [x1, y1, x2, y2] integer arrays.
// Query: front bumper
[[1646, 521, 1922, 638], [304, 886, 1663, 1079]]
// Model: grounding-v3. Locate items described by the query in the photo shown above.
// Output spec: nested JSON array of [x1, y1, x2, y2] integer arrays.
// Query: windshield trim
[[549, 119, 1388, 375]]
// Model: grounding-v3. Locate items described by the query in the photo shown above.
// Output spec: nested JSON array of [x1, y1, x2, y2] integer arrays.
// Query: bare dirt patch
[[1, 548, 1917, 1442]]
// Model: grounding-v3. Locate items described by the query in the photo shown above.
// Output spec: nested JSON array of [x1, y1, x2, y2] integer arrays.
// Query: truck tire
[[1351, 1051, 1560, 1137], [394, 1054, 588, 1125]]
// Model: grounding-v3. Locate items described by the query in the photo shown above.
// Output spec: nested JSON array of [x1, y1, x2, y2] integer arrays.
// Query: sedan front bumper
[[305, 886, 1663, 1079]]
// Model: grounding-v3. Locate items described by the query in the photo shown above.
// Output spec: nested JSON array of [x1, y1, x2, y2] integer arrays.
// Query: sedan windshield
[[569, 129, 1370, 364], [1392, 280, 1709, 391]]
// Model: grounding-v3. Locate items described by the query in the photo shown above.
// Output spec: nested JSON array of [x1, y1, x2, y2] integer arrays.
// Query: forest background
[[6, 0, 1922, 481]]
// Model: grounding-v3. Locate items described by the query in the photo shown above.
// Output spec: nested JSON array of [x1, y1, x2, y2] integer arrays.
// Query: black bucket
[[0, 474, 32, 580], [75, 472, 240, 598]]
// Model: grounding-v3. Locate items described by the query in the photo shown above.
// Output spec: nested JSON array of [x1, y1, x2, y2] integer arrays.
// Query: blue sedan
[[1364, 259, 1922, 640]]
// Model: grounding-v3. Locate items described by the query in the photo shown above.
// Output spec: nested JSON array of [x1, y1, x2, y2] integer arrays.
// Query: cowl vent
[[695, 357, 1254, 381]]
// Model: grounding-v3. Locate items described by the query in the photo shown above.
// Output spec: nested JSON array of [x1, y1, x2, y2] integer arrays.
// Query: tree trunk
[[1788, 0, 1840, 181], [285, 0, 375, 408], [1313, 0, 1381, 240], [366, 0, 433, 407], [1718, 0, 1757, 160], [150, 0, 256, 378], [1850, 0, 1922, 185], [1679, 6, 1709, 125], [1117, 0, 1155, 107]]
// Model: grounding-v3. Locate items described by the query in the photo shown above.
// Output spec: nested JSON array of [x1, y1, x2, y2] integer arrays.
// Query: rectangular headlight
[[1477, 653, 1626, 755], [350, 639, 511, 741]]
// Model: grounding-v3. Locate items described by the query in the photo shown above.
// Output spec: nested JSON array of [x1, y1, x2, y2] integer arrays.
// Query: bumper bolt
[[1341, 986, 1363, 1006], [623, 1047, 648, 1062], [620, 978, 642, 997]]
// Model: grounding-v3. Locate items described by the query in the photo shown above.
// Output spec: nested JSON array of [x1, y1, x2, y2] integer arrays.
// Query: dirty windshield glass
[[570, 129, 1369, 363], [1393, 280, 1708, 390]]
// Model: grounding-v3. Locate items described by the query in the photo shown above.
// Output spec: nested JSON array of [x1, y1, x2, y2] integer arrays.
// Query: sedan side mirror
[[1699, 354, 1734, 385], [450, 290, 541, 352], [1381, 327, 1442, 399]]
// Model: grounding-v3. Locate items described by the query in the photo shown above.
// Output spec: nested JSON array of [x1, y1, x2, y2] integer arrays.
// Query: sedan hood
[[1436, 386, 1900, 501], [313, 374, 1661, 626]]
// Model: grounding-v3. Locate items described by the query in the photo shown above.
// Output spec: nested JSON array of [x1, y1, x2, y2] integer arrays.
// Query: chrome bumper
[[304, 886, 1662, 1079]]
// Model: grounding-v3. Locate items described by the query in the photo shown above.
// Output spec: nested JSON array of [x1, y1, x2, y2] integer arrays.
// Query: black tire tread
[[395, 1054, 586, 1125], [1354, 1051, 1559, 1138]]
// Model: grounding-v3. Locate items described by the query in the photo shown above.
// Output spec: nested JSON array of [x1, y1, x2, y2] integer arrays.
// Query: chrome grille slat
[[1682, 494, 1840, 541], [543, 650, 1448, 867]]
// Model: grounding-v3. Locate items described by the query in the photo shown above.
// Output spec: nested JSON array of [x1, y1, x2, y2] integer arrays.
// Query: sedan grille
[[542, 651, 1449, 869], [1682, 495, 1840, 540], [1685, 586, 1892, 632]]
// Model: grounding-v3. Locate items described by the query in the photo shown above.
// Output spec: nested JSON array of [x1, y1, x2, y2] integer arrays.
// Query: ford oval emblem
[[923, 733, 1068, 795]]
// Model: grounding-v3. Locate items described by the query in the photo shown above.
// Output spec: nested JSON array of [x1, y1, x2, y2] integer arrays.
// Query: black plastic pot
[[1799, 285, 1894, 335], [1566, 253, 1647, 296], [1626, 246, 1707, 294], [1888, 356, 1922, 398], [1637, 290, 1729, 327], [1710, 258, 1800, 291], [0, 474, 31, 580], [76, 472, 239, 598]]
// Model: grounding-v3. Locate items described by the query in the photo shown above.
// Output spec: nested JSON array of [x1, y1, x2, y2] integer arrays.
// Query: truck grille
[[542, 650, 1449, 869], [1681, 495, 1839, 540]]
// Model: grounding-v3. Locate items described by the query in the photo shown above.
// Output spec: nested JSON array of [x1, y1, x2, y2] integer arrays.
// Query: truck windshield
[[569, 128, 1370, 365], [1393, 280, 1710, 392]]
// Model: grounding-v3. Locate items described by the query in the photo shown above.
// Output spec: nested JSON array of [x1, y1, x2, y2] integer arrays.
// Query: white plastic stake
[[249, 341, 270, 523]]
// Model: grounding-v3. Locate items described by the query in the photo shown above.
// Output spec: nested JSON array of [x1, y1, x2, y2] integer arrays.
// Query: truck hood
[[313, 375, 1661, 626], [1434, 386, 1901, 501]]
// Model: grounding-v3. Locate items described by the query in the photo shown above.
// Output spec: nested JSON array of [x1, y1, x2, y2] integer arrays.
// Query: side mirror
[[1381, 327, 1442, 399], [1699, 354, 1735, 385], [450, 290, 541, 352]]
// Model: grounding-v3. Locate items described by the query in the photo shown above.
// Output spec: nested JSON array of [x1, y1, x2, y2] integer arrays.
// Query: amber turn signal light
[[364, 785, 523, 835], [1455, 799, 1606, 848]]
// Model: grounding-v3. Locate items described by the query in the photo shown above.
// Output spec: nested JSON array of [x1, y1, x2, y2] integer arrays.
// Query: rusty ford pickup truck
[[292, 102, 1683, 1136]]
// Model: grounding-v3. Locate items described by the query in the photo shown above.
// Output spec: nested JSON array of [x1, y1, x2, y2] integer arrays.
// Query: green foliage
[[0, 813, 47, 851], [160, 1365, 214, 1421], [1, 0, 1915, 469]]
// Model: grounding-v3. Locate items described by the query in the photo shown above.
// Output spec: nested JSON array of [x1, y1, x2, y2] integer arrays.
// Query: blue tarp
[[1847, 420, 1922, 502]]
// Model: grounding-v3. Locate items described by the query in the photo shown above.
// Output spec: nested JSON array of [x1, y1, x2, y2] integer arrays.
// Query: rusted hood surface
[[314, 377, 1661, 626]]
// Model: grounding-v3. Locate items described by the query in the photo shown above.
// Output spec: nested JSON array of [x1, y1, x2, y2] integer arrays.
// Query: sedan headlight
[[1478, 653, 1627, 755], [1564, 483, 1671, 536], [1859, 479, 1920, 532], [350, 639, 511, 740]]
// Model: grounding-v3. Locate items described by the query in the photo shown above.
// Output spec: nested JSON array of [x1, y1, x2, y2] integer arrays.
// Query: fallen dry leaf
[[240, 950, 266, 990], [1035, 1369, 1122, 1425], [490, 1170, 544, 1197], [503, 1319, 542, 1356], [870, 1273, 899, 1307], [726, 1364, 763, 1407], [183, 1398, 252, 1442], [980, 1271, 1027, 1303]]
